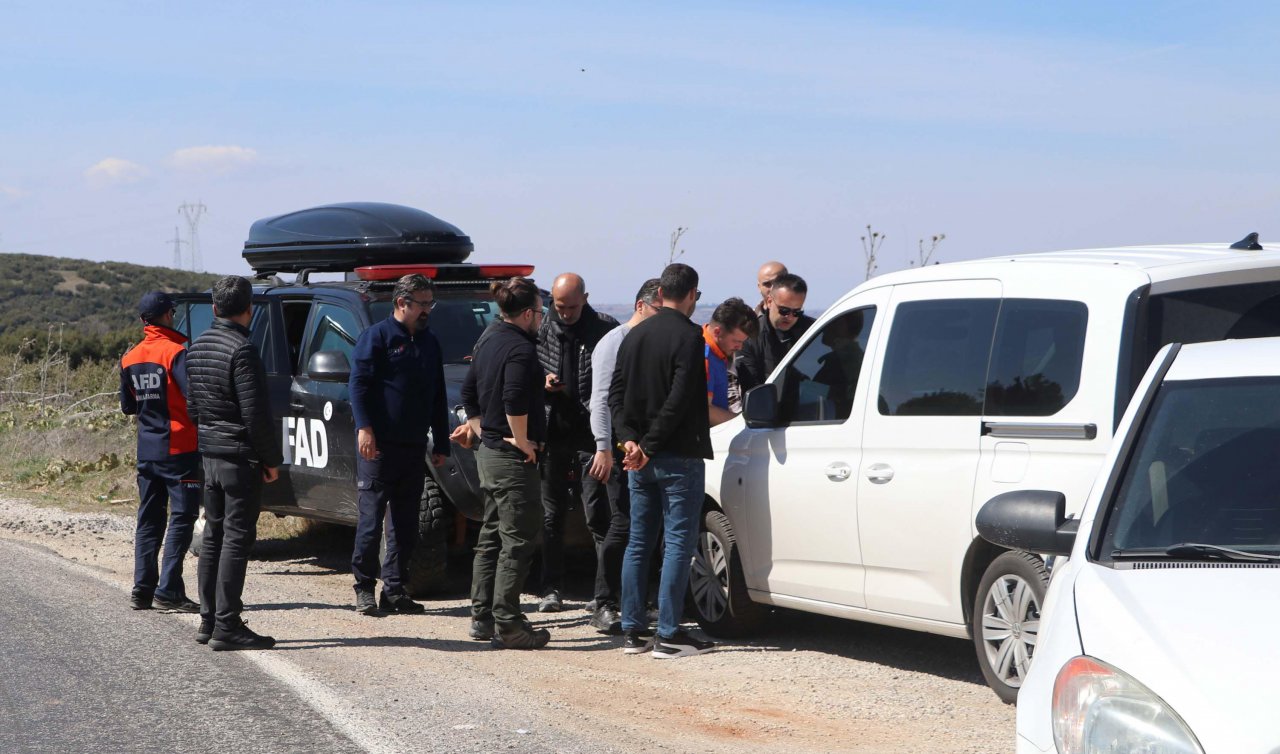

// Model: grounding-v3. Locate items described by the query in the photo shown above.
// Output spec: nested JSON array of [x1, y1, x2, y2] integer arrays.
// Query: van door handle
[[824, 463, 852, 482], [865, 463, 895, 484], [289, 403, 306, 412]]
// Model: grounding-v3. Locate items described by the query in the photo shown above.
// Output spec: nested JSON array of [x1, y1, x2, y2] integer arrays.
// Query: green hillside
[[0, 253, 220, 365]]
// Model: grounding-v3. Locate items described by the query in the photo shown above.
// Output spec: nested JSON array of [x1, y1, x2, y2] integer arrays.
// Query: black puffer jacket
[[187, 318, 282, 466], [537, 303, 618, 447]]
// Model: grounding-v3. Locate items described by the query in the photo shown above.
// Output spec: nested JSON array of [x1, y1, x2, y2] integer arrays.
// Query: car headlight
[[1052, 656, 1203, 754]]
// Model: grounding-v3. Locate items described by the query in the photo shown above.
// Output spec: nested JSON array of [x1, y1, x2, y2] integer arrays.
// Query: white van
[[690, 237, 1280, 702]]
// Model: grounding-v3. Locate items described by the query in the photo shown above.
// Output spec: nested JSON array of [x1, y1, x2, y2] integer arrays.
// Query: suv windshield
[[1100, 377, 1280, 559], [370, 290, 501, 364]]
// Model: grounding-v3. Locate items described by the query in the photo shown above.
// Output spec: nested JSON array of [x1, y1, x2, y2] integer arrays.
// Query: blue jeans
[[621, 454, 705, 637], [134, 453, 201, 600]]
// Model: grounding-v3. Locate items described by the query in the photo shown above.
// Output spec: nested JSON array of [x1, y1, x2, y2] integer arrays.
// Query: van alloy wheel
[[690, 530, 730, 623]]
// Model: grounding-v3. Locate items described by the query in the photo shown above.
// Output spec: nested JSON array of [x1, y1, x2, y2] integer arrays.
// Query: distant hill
[[0, 253, 220, 364]]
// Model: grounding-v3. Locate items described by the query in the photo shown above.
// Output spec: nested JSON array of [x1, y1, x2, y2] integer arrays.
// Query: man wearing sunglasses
[[737, 273, 816, 393], [348, 273, 451, 616]]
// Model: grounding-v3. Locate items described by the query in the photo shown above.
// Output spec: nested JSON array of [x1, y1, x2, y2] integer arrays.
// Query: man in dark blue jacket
[[348, 274, 451, 615]]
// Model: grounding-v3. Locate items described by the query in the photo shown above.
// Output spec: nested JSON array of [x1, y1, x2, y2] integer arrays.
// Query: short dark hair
[[634, 278, 661, 306], [770, 273, 807, 296], [393, 274, 434, 306], [212, 275, 252, 318], [489, 277, 540, 318], [711, 297, 759, 338], [658, 263, 699, 302]]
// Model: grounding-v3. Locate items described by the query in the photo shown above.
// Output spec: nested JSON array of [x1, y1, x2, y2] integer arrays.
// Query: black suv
[[176, 202, 536, 594]]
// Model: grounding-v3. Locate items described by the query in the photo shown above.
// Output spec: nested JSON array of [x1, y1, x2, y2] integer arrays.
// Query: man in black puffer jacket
[[534, 272, 620, 622], [187, 276, 282, 651]]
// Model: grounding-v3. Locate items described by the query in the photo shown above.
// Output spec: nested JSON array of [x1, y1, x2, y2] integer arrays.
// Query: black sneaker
[[354, 587, 381, 616], [622, 629, 655, 654], [537, 590, 563, 613], [195, 618, 214, 645], [155, 595, 200, 613], [492, 620, 550, 650], [653, 629, 715, 659], [379, 591, 425, 614], [589, 604, 622, 635], [469, 617, 495, 641], [209, 622, 276, 652], [585, 599, 599, 613], [130, 590, 153, 611]]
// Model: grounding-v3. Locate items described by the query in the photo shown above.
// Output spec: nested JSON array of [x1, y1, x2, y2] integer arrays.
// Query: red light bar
[[354, 265, 440, 281], [477, 265, 535, 278]]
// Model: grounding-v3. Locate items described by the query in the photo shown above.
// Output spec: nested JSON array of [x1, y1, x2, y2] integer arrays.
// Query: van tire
[[690, 510, 770, 637], [380, 477, 451, 597], [972, 551, 1049, 704]]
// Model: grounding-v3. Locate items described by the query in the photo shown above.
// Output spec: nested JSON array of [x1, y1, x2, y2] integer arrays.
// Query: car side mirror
[[976, 490, 1079, 557], [307, 350, 351, 382], [744, 384, 781, 429]]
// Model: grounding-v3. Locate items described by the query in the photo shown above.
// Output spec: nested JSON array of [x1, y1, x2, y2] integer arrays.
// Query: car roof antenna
[[1230, 232, 1263, 251]]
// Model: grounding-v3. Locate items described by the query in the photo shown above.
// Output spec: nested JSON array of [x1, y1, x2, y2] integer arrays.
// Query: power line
[[177, 201, 207, 272]]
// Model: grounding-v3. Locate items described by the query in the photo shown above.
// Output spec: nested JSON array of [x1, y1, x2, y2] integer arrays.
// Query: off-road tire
[[380, 477, 451, 596], [689, 510, 770, 637], [971, 550, 1049, 704]]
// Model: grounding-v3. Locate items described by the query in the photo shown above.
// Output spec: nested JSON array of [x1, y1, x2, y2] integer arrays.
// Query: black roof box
[[243, 202, 473, 273]]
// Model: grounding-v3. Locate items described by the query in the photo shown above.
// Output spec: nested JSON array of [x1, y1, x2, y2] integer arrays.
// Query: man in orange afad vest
[[119, 291, 201, 613]]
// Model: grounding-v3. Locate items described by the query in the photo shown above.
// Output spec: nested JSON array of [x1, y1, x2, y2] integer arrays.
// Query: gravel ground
[[0, 495, 1015, 753]]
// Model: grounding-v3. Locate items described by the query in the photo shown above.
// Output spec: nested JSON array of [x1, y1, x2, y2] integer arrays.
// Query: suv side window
[[282, 301, 313, 374], [985, 299, 1088, 416], [878, 299, 999, 416], [302, 302, 361, 372], [777, 307, 876, 424]]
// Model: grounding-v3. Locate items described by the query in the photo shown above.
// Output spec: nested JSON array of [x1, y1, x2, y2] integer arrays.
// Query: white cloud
[[84, 157, 148, 188], [168, 145, 259, 174], [0, 184, 27, 199]]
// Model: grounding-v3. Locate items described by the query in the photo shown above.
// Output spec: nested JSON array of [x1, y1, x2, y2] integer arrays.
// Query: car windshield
[[1100, 377, 1280, 558], [369, 291, 502, 364]]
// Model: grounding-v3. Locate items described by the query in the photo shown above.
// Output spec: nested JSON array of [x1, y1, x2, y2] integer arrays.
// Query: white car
[[690, 236, 1280, 702], [978, 337, 1280, 753]]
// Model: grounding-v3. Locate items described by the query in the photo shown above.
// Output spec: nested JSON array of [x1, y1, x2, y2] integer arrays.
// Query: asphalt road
[[0, 538, 362, 754]]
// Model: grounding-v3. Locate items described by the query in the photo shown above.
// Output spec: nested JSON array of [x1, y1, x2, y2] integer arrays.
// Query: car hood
[[1074, 564, 1280, 752]]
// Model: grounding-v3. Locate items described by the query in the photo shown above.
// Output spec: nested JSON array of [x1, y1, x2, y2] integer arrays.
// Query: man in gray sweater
[[584, 278, 662, 634]]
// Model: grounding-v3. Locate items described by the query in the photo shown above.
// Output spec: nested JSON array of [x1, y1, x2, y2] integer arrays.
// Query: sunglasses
[[696, 290, 703, 301], [775, 305, 804, 318]]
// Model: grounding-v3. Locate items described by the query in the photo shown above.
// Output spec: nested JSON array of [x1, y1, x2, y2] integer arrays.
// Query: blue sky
[[2, 1, 1279, 307]]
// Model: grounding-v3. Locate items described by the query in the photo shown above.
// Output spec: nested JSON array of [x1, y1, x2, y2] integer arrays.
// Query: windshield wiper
[[1112, 542, 1280, 562]]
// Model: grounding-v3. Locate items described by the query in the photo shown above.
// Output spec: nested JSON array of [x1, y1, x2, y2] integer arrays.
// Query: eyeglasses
[[775, 305, 804, 318], [695, 290, 703, 301], [408, 298, 436, 311]]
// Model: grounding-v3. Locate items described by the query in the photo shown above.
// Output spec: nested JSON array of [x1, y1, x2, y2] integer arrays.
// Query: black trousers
[[133, 452, 201, 600], [198, 456, 263, 631], [539, 445, 629, 606], [351, 442, 428, 595]]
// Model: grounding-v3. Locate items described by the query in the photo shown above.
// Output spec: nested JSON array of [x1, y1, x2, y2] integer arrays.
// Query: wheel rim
[[689, 530, 730, 622], [980, 574, 1041, 689]]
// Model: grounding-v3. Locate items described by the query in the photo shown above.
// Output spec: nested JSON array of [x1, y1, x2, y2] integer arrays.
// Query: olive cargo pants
[[471, 443, 543, 625]]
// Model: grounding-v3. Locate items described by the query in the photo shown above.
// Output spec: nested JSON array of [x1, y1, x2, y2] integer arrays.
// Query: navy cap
[[138, 291, 176, 321]]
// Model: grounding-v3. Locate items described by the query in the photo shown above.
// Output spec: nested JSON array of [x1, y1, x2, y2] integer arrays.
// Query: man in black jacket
[[534, 273, 620, 620], [187, 276, 282, 651], [609, 263, 716, 659], [737, 273, 816, 393]]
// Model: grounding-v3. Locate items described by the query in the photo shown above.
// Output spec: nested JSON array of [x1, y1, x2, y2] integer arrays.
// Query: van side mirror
[[307, 350, 351, 382], [744, 384, 781, 428], [976, 490, 1079, 557]]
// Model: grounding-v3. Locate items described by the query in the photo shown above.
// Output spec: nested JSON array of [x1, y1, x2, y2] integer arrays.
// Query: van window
[[878, 299, 999, 416], [1146, 281, 1280, 362], [777, 307, 876, 424], [985, 299, 1088, 416], [302, 303, 361, 371]]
